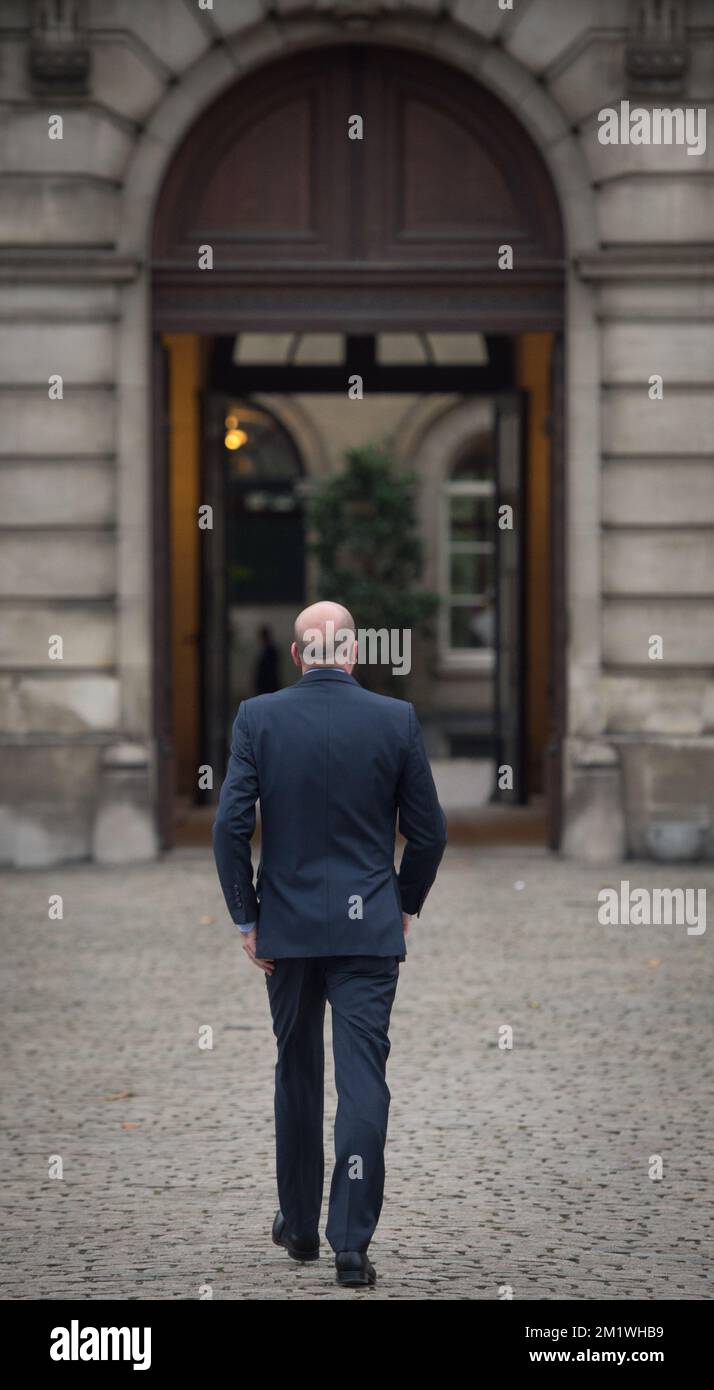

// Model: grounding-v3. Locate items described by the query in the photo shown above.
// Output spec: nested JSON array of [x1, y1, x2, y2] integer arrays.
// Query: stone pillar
[[92, 742, 158, 864], [0, 0, 163, 867], [561, 740, 627, 865]]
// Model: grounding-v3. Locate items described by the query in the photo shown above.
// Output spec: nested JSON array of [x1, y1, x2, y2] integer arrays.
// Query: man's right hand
[[402, 913, 412, 936]]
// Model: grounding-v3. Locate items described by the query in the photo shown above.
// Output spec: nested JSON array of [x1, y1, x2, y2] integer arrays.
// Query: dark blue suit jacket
[[213, 667, 447, 959]]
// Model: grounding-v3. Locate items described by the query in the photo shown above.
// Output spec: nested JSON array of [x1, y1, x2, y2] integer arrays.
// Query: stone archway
[[114, 9, 598, 849]]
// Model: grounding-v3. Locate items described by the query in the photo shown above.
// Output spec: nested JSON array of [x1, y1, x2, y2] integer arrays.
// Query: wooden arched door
[[152, 44, 564, 330]]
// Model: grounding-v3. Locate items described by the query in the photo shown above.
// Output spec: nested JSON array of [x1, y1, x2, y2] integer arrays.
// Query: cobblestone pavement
[[1, 848, 712, 1301]]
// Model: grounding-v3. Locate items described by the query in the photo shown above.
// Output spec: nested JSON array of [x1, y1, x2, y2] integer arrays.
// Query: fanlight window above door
[[230, 332, 490, 367]]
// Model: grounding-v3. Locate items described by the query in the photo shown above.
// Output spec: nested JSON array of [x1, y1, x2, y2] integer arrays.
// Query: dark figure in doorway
[[254, 624, 281, 695]]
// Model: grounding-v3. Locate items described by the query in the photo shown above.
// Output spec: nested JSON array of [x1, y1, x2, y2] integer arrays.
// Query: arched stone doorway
[[150, 40, 567, 849]]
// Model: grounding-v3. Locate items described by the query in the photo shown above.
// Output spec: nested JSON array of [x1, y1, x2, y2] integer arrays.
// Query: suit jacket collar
[[296, 667, 359, 688]]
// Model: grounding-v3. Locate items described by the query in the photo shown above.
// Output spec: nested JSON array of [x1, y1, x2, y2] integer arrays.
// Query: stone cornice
[[576, 248, 714, 281], [0, 253, 141, 283]]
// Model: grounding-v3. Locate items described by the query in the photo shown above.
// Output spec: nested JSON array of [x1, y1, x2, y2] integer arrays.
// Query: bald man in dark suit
[[213, 601, 447, 1287]]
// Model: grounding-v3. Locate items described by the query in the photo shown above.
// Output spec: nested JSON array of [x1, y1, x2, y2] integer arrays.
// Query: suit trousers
[[265, 953, 400, 1253]]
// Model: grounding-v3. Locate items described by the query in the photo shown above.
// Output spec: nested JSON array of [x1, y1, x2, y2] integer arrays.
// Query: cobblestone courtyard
[[1, 848, 712, 1301]]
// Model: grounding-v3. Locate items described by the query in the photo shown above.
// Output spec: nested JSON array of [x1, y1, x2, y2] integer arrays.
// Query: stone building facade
[[0, 0, 712, 867]]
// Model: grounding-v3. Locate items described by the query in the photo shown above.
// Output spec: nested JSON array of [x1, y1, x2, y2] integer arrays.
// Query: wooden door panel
[[200, 396, 229, 800], [153, 52, 354, 263], [545, 332, 566, 848], [494, 392, 528, 805], [195, 97, 316, 239], [152, 335, 174, 848], [362, 48, 563, 264], [399, 98, 519, 235]]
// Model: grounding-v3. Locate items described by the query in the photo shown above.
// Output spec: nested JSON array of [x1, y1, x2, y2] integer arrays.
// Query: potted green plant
[[306, 442, 440, 694]]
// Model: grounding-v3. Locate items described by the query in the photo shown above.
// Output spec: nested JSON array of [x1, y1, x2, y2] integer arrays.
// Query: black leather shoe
[[272, 1210, 320, 1262], [335, 1251, 376, 1287]]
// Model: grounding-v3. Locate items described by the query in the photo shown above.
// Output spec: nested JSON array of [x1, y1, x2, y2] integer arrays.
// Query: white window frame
[[438, 475, 496, 673]]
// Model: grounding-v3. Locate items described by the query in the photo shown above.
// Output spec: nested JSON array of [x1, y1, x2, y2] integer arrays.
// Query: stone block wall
[[0, 0, 712, 864]]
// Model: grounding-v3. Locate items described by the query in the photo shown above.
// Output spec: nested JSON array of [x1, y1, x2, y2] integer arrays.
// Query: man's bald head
[[292, 601, 357, 672]]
